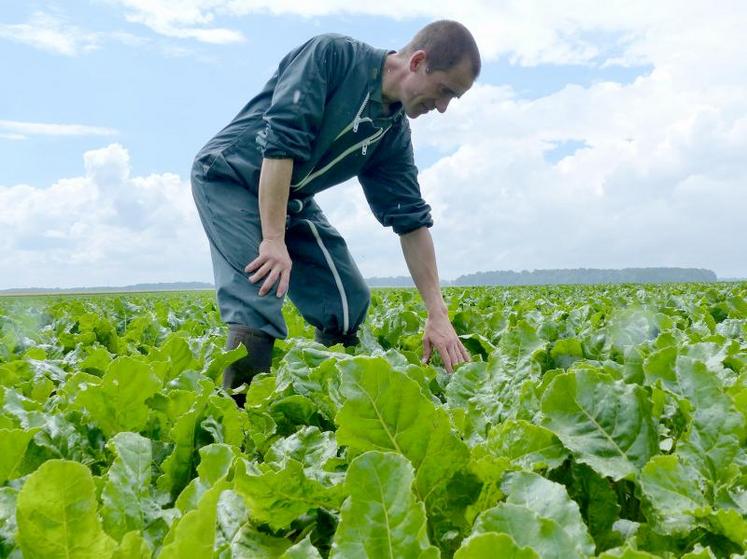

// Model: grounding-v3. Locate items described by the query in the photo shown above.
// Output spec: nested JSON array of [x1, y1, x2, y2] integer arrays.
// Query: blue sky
[[1, 2, 745, 288]]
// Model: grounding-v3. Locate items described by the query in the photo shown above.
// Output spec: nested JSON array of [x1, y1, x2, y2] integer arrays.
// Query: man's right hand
[[245, 238, 292, 297]]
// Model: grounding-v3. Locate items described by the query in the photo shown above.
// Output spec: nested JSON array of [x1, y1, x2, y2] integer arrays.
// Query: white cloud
[[385, 70, 745, 278], [102, 0, 745, 71], [0, 120, 118, 140], [160, 26, 244, 43], [0, 133, 26, 141], [0, 11, 154, 56], [0, 144, 211, 289], [0, 11, 101, 56], [112, 0, 245, 43], [316, 180, 404, 278]]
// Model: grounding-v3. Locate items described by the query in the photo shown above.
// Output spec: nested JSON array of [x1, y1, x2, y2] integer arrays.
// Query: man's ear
[[409, 50, 427, 72]]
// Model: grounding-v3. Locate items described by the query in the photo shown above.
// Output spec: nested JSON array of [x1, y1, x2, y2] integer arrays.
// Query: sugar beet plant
[[0, 283, 746, 558]]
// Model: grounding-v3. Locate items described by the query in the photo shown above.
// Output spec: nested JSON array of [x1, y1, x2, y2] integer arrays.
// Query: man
[[192, 20, 479, 405]]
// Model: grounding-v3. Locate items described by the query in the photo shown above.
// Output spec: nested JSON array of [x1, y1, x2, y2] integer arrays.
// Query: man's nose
[[436, 98, 450, 113]]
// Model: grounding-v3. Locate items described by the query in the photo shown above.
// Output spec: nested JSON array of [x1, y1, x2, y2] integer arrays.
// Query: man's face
[[401, 51, 475, 119]]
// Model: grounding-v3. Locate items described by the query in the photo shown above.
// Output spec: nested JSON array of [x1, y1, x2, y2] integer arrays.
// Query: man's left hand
[[422, 313, 471, 373]]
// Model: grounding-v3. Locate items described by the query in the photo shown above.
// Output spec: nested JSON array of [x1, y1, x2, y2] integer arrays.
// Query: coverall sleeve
[[257, 36, 336, 162], [358, 118, 434, 235]]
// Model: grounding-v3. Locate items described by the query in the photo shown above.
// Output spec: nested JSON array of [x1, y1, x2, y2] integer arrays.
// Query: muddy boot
[[314, 328, 360, 348], [223, 324, 274, 407]]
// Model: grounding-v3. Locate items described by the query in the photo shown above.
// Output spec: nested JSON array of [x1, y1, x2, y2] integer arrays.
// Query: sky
[[1, 1, 746, 289]]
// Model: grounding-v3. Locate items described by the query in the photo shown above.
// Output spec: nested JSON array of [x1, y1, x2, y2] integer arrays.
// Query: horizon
[[2, 2, 746, 289], [2, 266, 743, 294]]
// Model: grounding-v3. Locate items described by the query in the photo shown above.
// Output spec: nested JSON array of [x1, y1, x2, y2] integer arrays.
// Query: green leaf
[[0, 412, 16, 430], [483, 420, 568, 471], [674, 354, 731, 409], [335, 356, 471, 549], [29, 376, 55, 403], [464, 451, 512, 527], [644, 351, 725, 409], [606, 308, 659, 351], [675, 361, 745, 487], [501, 471, 596, 557], [111, 531, 152, 559], [550, 338, 585, 369], [245, 408, 277, 455], [707, 507, 747, 549], [75, 356, 161, 436], [330, 451, 440, 559], [472, 503, 582, 559], [495, 320, 547, 378], [148, 333, 196, 382], [233, 458, 342, 531], [596, 546, 661, 558], [458, 333, 496, 360], [679, 404, 743, 490], [642, 345, 678, 387], [200, 395, 251, 449], [561, 463, 621, 549], [214, 490, 249, 557], [197, 442, 237, 484], [265, 426, 337, 469], [445, 359, 528, 444], [229, 524, 293, 558], [157, 388, 210, 498], [159, 479, 230, 559], [264, 426, 341, 486], [683, 340, 737, 379], [16, 459, 116, 559], [0, 487, 19, 555], [176, 442, 238, 515], [541, 369, 658, 480], [79, 345, 114, 374], [454, 533, 539, 559], [336, 357, 469, 506], [245, 373, 278, 407], [0, 427, 38, 483], [0, 362, 22, 388], [206, 345, 248, 383], [101, 432, 165, 543], [275, 344, 349, 418], [270, 394, 323, 431], [280, 535, 323, 558], [681, 546, 718, 559], [638, 455, 709, 535]]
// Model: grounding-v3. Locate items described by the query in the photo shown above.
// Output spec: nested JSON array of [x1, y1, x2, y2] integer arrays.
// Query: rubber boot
[[314, 328, 360, 348], [223, 324, 274, 407]]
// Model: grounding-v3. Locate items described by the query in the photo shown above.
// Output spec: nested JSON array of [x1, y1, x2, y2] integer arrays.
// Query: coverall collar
[[369, 48, 403, 118]]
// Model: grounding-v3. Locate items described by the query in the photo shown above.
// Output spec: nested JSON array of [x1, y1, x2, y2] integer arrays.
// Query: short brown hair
[[402, 20, 481, 78]]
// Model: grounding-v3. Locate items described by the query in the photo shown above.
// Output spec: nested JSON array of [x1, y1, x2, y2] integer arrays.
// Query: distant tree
[[452, 267, 717, 286]]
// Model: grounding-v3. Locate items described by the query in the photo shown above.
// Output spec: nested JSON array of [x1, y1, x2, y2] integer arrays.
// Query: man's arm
[[245, 157, 293, 297], [400, 226, 470, 373]]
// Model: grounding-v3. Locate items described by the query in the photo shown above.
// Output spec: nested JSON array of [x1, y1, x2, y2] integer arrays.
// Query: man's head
[[397, 20, 481, 118]]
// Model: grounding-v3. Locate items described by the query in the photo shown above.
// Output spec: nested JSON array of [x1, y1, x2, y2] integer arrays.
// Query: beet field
[[1, 283, 746, 558]]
